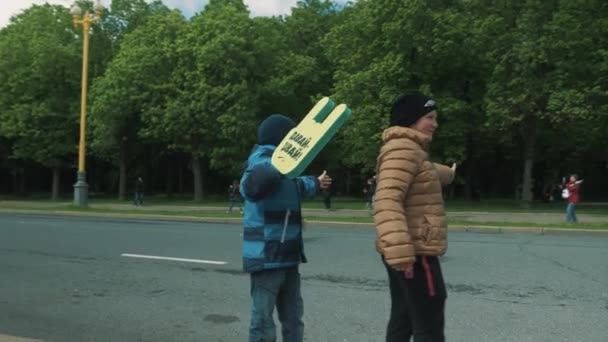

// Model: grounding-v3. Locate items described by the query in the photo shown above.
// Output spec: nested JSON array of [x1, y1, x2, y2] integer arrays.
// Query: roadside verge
[[1, 208, 607, 235]]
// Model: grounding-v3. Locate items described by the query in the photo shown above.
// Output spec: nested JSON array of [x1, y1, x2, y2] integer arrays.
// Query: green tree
[[262, 0, 341, 115], [326, 0, 482, 177], [0, 4, 80, 199], [102, 0, 170, 49], [483, 0, 607, 206], [89, 11, 185, 200], [142, 0, 258, 200]]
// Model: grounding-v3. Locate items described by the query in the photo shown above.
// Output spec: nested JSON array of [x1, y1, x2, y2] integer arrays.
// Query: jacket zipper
[[281, 209, 290, 243]]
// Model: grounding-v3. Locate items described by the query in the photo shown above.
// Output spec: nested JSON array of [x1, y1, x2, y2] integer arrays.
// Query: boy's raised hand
[[318, 170, 332, 189]]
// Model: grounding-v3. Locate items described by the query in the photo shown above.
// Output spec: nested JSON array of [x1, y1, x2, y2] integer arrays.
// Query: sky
[[0, 0, 348, 28]]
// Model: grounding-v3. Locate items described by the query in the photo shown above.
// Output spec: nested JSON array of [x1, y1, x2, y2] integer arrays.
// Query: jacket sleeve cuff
[[433, 163, 455, 185], [296, 176, 319, 198]]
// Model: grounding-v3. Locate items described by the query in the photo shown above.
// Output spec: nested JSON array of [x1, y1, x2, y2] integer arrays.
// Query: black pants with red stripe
[[383, 256, 446, 342]]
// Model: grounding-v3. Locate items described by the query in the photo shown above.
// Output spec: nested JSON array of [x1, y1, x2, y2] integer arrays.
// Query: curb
[[448, 225, 608, 235], [0, 208, 242, 224], [1, 208, 607, 235]]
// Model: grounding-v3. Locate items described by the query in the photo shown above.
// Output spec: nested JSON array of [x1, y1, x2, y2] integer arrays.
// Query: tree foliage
[[1, 0, 607, 201], [0, 4, 80, 198]]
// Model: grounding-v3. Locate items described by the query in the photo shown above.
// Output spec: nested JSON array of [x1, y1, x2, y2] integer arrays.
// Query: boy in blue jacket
[[240, 114, 332, 342]]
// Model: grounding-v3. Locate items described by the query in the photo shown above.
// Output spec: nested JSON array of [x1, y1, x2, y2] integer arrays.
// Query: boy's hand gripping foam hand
[[271, 97, 351, 178]]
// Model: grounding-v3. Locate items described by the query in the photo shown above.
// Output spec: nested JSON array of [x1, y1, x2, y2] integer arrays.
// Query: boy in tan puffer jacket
[[374, 92, 456, 342]]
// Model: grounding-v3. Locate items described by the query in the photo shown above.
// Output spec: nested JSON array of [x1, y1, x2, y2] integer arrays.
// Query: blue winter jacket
[[240, 145, 319, 273]]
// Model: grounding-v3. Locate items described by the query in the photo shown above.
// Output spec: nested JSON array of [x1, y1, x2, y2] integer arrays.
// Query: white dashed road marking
[[121, 253, 227, 265]]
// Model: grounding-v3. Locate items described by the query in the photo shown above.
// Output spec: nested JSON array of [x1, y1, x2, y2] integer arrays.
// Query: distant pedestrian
[[133, 177, 144, 206], [364, 176, 377, 210], [227, 180, 243, 214], [561, 174, 583, 223]]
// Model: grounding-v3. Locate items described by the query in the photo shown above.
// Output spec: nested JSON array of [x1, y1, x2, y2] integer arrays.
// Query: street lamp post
[[71, 1, 103, 206]]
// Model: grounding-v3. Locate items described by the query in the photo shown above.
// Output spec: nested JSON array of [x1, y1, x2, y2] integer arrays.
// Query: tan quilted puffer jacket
[[373, 126, 455, 267]]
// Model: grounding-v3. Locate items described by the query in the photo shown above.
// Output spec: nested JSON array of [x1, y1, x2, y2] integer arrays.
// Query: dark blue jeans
[[228, 197, 242, 212], [249, 267, 304, 342], [566, 202, 577, 222], [133, 192, 143, 205]]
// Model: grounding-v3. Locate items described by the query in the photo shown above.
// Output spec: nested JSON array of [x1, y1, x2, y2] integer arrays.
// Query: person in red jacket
[[562, 174, 582, 223]]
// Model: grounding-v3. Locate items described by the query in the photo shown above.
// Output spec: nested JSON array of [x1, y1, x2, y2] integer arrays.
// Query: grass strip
[[1, 203, 606, 230]]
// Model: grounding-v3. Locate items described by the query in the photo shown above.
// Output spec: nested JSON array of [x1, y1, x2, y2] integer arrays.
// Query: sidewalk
[[1, 200, 607, 225]]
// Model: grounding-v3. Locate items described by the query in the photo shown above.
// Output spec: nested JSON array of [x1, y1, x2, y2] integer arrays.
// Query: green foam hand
[[271, 97, 351, 178]]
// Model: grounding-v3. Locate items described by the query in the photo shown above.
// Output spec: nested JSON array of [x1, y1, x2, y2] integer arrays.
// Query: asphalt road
[[1, 213, 607, 342]]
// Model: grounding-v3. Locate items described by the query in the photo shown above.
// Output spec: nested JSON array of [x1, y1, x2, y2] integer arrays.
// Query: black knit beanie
[[257, 114, 296, 146], [390, 92, 437, 127]]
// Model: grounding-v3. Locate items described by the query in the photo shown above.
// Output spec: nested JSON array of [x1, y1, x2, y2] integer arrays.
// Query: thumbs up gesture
[[318, 170, 332, 189]]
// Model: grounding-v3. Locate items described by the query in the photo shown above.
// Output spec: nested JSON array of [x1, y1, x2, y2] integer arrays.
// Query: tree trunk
[[178, 156, 184, 194], [118, 144, 127, 201], [345, 169, 351, 196], [520, 124, 536, 208], [464, 161, 474, 200], [51, 167, 60, 201], [166, 156, 174, 198], [448, 183, 456, 200], [514, 170, 520, 200], [143, 168, 149, 195], [12, 170, 18, 194], [192, 153, 203, 201], [19, 170, 26, 194]]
